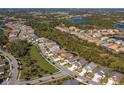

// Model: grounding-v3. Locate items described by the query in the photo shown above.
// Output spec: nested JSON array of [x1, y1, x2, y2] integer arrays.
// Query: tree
[[38, 74, 43, 78], [0, 35, 8, 47], [50, 72, 53, 75], [51, 77, 55, 79], [7, 40, 30, 57]]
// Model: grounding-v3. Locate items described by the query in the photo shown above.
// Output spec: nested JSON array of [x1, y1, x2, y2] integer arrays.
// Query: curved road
[[39, 42, 100, 85], [18, 71, 68, 85], [0, 49, 67, 85], [0, 50, 19, 85]]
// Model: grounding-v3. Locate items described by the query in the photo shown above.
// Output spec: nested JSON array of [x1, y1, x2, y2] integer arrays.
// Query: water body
[[69, 18, 87, 24], [0, 29, 4, 35], [115, 23, 124, 30], [113, 37, 124, 41], [110, 35, 124, 41]]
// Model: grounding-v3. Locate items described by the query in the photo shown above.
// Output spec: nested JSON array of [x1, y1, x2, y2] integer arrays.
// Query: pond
[[115, 23, 124, 30], [113, 37, 124, 41], [69, 18, 87, 24]]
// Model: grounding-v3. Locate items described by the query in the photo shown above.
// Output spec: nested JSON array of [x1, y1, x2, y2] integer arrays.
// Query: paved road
[[18, 71, 68, 85], [0, 50, 19, 85]]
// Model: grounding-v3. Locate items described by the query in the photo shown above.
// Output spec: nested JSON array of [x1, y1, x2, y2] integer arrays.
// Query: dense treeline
[[7, 40, 30, 57], [24, 12, 124, 29], [25, 18, 124, 73], [0, 34, 8, 48]]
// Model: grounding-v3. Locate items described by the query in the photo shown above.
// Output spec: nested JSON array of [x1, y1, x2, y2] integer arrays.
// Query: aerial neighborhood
[[0, 9, 124, 85]]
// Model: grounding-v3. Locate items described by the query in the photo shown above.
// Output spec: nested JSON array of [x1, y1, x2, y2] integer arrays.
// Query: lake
[[69, 18, 87, 24]]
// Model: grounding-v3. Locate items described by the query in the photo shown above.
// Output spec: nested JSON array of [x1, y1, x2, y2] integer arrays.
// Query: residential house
[[101, 42, 112, 48], [110, 71, 123, 84], [58, 49, 77, 62], [84, 62, 98, 72], [95, 41, 102, 46], [106, 78, 115, 85], [108, 44, 119, 53], [0, 68, 4, 75], [60, 59, 69, 66], [47, 43, 60, 54], [74, 59, 89, 67], [107, 38, 116, 43], [118, 47, 124, 53], [92, 67, 109, 83], [100, 36, 109, 41], [79, 62, 98, 76], [115, 40, 123, 45], [0, 61, 5, 67], [69, 26, 80, 32], [68, 64, 78, 71], [79, 30, 87, 34], [55, 26, 69, 32], [26, 26, 34, 34], [8, 31, 19, 41], [28, 34, 39, 43], [92, 33, 102, 38]]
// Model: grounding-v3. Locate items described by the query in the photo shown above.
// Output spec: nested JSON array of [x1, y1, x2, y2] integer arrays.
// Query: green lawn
[[20, 45, 59, 80], [101, 76, 108, 84], [64, 63, 72, 68], [75, 67, 83, 73], [30, 45, 58, 72], [85, 72, 94, 79]]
